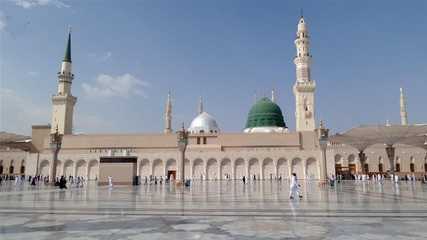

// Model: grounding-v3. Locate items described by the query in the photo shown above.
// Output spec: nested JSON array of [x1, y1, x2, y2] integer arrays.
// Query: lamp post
[[177, 123, 188, 185], [318, 121, 329, 183], [50, 126, 62, 184]]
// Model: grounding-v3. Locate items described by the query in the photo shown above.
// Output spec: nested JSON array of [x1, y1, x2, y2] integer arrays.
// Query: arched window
[[378, 163, 383, 172]]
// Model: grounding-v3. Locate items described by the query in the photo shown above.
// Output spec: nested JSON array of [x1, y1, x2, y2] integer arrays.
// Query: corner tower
[[51, 30, 77, 135], [293, 16, 316, 131]]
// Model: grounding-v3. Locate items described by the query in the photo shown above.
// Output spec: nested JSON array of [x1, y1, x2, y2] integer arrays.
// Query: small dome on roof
[[244, 97, 287, 133], [188, 112, 220, 134]]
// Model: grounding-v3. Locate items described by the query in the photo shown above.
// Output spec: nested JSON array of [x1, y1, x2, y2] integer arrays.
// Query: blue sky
[[0, 0, 426, 135]]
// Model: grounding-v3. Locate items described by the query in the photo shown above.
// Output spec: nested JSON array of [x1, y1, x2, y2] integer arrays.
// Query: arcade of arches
[[138, 157, 319, 180]]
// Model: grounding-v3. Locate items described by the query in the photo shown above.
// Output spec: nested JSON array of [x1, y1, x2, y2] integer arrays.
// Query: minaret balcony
[[294, 80, 316, 92]]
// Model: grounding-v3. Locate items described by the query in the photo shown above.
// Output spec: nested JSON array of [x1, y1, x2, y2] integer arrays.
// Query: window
[[203, 137, 207, 144], [197, 137, 200, 145], [378, 163, 383, 173]]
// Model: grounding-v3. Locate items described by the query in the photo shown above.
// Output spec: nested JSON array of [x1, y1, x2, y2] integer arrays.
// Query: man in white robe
[[108, 176, 113, 188], [289, 173, 302, 200]]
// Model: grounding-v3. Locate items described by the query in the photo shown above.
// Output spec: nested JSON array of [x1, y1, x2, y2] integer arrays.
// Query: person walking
[[289, 173, 302, 200], [108, 176, 113, 188]]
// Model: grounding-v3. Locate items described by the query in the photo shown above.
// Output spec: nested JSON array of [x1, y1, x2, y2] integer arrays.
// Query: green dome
[[245, 97, 287, 129]]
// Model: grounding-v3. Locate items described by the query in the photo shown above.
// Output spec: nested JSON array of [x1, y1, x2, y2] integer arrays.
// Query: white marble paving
[[0, 180, 426, 239]]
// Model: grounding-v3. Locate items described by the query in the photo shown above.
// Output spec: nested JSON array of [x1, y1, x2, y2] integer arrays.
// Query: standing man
[[289, 173, 302, 200], [108, 176, 113, 188]]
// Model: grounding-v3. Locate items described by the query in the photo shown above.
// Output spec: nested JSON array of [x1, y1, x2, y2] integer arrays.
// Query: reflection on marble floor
[[0, 180, 426, 239]]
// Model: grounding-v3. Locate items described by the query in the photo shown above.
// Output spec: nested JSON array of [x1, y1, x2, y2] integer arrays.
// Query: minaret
[[164, 91, 172, 133], [51, 29, 77, 135], [400, 88, 408, 125], [293, 15, 316, 131], [198, 96, 204, 114]]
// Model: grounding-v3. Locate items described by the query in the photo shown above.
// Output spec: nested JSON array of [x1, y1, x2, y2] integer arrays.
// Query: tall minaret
[[164, 91, 172, 133], [293, 15, 316, 131], [400, 87, 408, 125], [51, 29, 77, 135], [198, 96, 204, 114]]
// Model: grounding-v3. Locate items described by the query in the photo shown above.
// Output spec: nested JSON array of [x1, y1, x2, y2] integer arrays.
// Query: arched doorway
[[63, 160, 74, 177], [291, 158, 303, 179], [306, 158, 318, 180], [192, 158, 204, 180], [9, 160, 14, 174], [248, 158, 260, 180], [277, 158, 288, 179], [262, 158, 274, 180], [40, 160, 50, 176], [76, 160, 87, 177], [139, 159, 150, 178], [206, 158, 218, 180], [88, 160, 99, 180], [220, 158, 231, 180], [234, 158, 245, 179], [166, 159, 177, 180], [152, 159, 164, 177], [20, 160, 25, 174]]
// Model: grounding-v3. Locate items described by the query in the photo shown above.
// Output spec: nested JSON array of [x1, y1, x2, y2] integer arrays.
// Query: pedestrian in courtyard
[[59, 176, 67, 189], [289, 173, 302, 200], [108, 176, 113, 188], [242, 176, 246, 184], [31, 177, 36, 186]]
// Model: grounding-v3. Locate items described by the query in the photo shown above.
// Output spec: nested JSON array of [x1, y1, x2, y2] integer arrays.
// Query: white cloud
[[9, 0, 70, 9], [88, 51, 113, 62], [0, 88, 49, 135], [82, 74, 149, 98]]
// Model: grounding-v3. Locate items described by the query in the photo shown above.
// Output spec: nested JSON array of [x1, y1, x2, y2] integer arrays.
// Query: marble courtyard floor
[[0, 181, 427, 239]]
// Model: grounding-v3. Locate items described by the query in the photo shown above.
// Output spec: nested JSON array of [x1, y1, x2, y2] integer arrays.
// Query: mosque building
[[1, 17, 426, 185]]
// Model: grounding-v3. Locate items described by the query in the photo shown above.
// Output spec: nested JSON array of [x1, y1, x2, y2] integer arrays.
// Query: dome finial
[[300, 8, 304, 18]]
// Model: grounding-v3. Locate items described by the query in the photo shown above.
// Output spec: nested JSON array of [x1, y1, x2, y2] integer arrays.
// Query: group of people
[[0, 174, 87, 190]]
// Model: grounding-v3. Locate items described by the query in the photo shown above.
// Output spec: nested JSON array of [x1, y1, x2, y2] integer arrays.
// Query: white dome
[[188, 112, 220, 134]]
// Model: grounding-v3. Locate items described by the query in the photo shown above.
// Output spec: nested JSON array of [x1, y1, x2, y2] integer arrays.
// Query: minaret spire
[[198, 96, 203, 114], [400, 87, 408, 125], [164, 91, 172, 133], [64, 27, 72, 63]]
